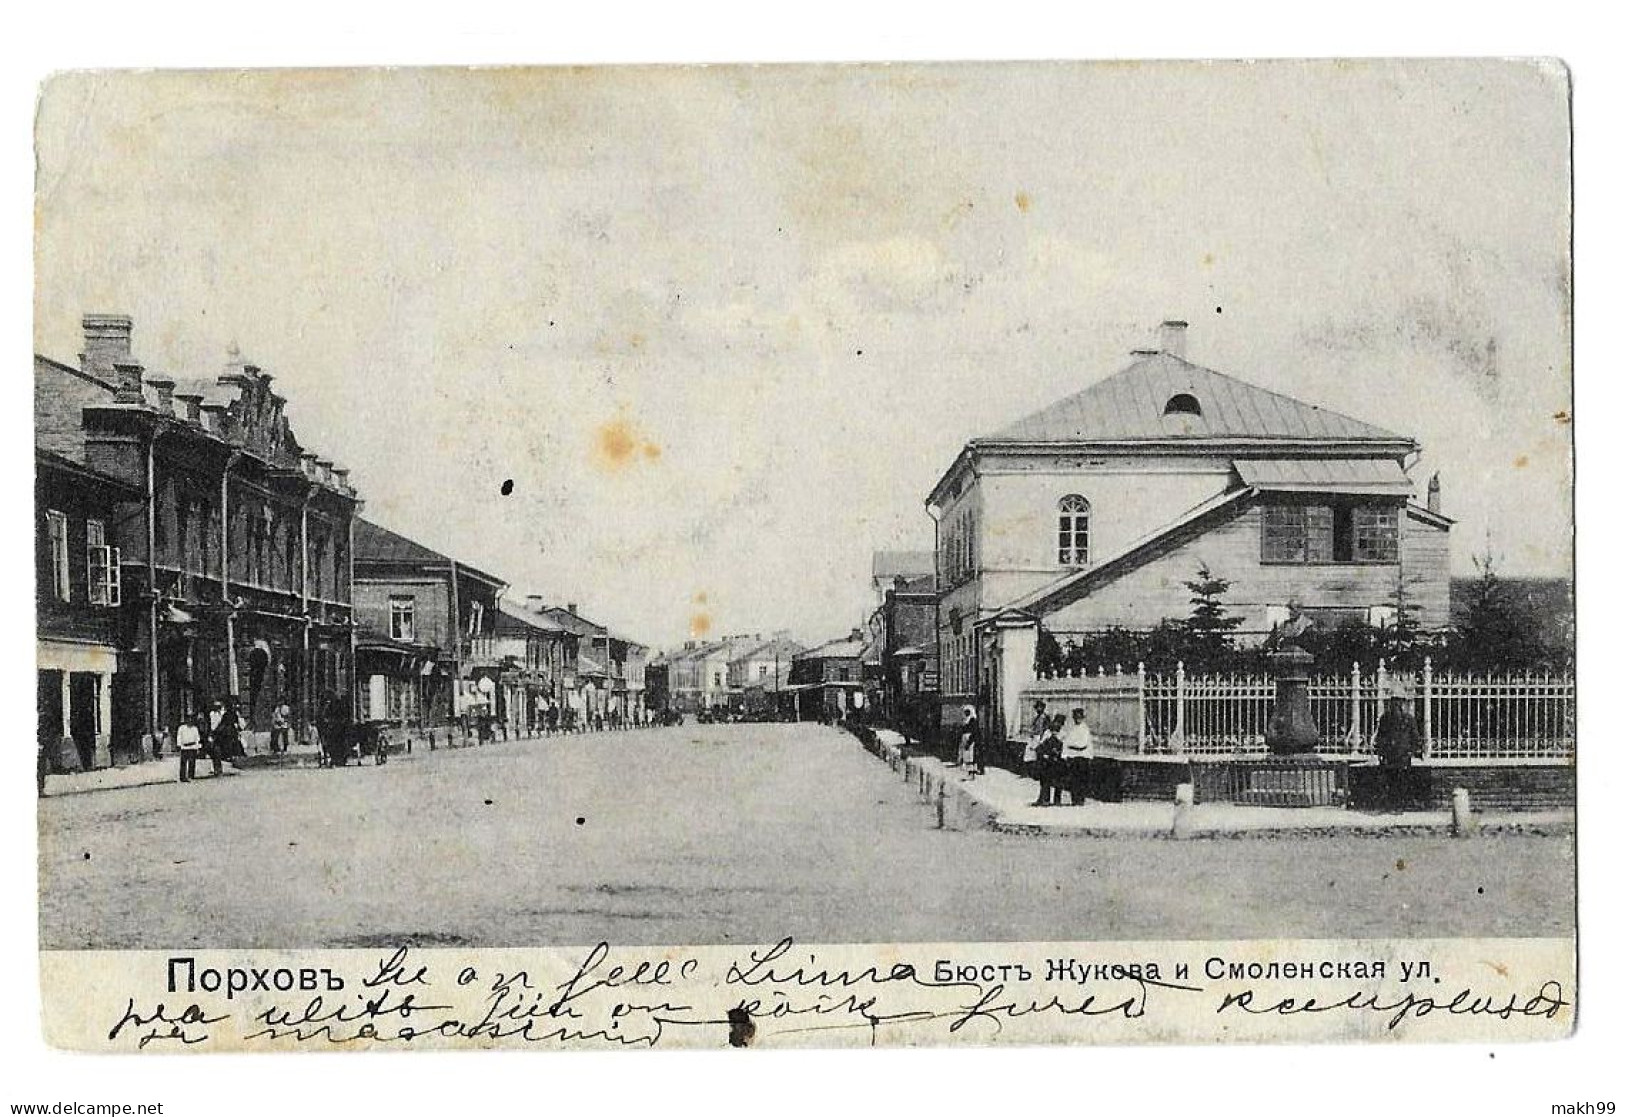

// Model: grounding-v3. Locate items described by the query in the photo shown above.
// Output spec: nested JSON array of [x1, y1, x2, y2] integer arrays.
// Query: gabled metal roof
[[986, 352, 1409, 444]]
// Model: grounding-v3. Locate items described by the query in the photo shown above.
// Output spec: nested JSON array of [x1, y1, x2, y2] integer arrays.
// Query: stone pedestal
[[1266, 644, 1319, 755]]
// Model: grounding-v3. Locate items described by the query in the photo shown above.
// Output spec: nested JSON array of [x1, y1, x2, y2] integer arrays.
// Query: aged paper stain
[[590, 412, 662, 472]]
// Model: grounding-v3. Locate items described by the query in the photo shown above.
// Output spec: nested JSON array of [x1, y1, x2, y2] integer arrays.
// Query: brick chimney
[[148, 376, 176, 416], [80, 314, 133, 380], [567, 602, 578, 615], [1158, 319, 1189, 358], [111, 361, 147, 406], [1427, 472, 1441, 514], [175, 391, 204, 426]]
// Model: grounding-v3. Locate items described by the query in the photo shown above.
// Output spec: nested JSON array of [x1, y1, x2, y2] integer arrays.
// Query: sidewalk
[[41, 759, 241, 797], [860, 731, 1573, 838]]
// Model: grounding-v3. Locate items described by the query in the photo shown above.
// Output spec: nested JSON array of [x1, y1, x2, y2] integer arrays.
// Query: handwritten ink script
[[68, 937, 1573, 1051]]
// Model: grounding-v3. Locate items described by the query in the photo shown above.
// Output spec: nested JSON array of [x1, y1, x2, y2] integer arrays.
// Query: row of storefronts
[[35, 313, 649, 772]]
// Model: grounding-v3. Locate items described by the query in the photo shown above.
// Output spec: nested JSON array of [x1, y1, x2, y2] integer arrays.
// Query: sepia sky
[[33, 61, 1572, 648]]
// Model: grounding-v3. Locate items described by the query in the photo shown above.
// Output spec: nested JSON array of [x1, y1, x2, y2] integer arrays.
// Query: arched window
[[1163, 392, 1202, 417], [1057, 495, 1090, 566]]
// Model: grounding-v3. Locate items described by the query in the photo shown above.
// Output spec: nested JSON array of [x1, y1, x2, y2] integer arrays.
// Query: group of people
[[173, 699, 246, 783], [1024, 700, 1095, 807], [527, 706, 655, 735]]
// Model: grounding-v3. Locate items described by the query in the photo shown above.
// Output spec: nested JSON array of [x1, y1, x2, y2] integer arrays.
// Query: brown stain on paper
[[690, 613, 712, 638], [1014, 191, 1032, 214], [590, 413, 662, 473]]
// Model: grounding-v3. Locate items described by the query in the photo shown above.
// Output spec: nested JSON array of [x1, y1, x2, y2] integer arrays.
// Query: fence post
[[1350, 660, 1362, 748], [1421, 656, 1433, 760], [1174, 660, 1187, 750], [1376, 658, 1388, 701], [1137, 661, 1147, 754]]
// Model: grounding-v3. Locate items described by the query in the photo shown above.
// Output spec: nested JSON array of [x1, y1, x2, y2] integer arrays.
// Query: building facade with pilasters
[[37, 315, 360, 760]]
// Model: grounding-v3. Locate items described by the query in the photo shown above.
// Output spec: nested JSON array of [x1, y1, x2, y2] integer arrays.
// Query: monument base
[[1191, 755, 1351, 808]]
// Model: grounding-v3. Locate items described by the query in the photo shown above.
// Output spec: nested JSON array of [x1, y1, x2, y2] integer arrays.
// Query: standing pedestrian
[[1031, 714, 1065, 806], [1375, 689, 1422, 810], [1061, 706, 1095, 805], [270, 699, 291, 754], [176, 712, 203, 782], [206, 700, 226, 776], [957, 706, 981, 779]]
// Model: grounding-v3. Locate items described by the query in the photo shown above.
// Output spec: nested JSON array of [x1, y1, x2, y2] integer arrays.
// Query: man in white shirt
[[1060, 707, 1094, 804], [176, 713, 203, 783]]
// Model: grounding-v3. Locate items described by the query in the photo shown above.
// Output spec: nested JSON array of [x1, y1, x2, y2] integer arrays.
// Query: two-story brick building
[[927, 320, 1452, 743], [353, 518, 505, 729], [37, 315, 360, 758], [787, 630, 868, 721]]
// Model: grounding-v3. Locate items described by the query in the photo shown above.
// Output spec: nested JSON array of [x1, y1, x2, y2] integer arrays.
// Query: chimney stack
[[1427, 472, 1441, 515], [81, 314, 133, 379], [567, 602, 578, 615], [525, 594, 547, 612], [111, 361, 147, 406], [201, 402, 230, 438], [1158, 319, 1189, 358], [175, 391, 204, 426], [148, 376, 176, 416]]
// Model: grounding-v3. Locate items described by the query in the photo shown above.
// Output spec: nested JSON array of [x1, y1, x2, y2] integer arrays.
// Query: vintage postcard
[[32, 59, 1574, 1052]]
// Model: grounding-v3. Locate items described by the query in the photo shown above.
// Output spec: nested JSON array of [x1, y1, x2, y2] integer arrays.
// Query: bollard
[[936, 781, 947, 829], [1451, 787, 1478, 837], [1171, 781, 1195, 840]]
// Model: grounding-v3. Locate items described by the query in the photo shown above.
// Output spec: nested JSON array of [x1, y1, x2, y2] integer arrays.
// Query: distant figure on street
[[270, 700, 291, 754], [1061, 706, 1095, 805], [1031, 714, 1065, 806], [176, 712, 203, 782], [206, 700, 226, 776], [956, 706, 982, 778], [1375, 691, 1423, 810], [217, 699, 244, 765]]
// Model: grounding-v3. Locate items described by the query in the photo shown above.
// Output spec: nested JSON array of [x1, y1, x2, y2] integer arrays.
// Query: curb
[[849, 726, 1574, 840]]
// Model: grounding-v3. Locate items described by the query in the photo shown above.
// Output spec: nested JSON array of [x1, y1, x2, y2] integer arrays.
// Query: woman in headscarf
[[958, 705, 981, 779]]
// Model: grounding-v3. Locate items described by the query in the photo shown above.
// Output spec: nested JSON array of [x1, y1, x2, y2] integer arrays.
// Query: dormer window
[[1163, 393, 1202, 418], [1057, 494, 1090, 566]]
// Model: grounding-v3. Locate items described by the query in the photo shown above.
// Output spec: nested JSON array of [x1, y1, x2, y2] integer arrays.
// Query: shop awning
[[1234, 457, 1413, 496]]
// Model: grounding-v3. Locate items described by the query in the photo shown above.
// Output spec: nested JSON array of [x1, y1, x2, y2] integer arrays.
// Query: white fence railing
[[1028, 658, 1574, 763]]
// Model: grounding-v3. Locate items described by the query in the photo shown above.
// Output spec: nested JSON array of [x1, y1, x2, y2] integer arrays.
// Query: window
[[1163, 393, 1202, 417], [1353, 506, 1399, 562], [1057, 494, 1090, 566], [389, 595, 415, 642], [758, 664, 768, 679], [86, 519, 120, 607], [1263, 503, 1399, 564], [46, 510, 70, 601], [1262, 505, 1333, 563], [1265, 604, 1292, 631], [1367, 605, 1397, 628]]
